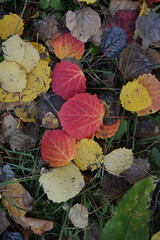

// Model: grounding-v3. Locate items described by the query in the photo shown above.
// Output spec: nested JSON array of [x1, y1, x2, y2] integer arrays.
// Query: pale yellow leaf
[[104, 148, 133, 175], [78, 0, 97, 4], [39, 163, 85, 203], [151, 231, 160, 240], [68, 204, 88, 229]]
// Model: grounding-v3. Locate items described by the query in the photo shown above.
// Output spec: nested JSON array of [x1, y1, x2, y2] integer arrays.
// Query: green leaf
[[112, 119, 128, 140], [50, 0, 65, 10], [153, 115, 160, 125], [40, 0, 50, 9], [88, 43, 100, 55], [54, 12, 62, 21], [151, 147, 160, 166], [102, 177, 157, 240]]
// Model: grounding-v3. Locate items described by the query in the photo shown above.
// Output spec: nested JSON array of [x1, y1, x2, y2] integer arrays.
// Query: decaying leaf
[[15, 216, 53, 235], [136, 119, 159, 138], [14, 101, 38, 122], [88, 27, 104, 46], [41, 130, 77, 167], [122, 157, 150, 184], [41, 112, 59, 129], [101, 26, 127, 58], [39, 162, 85, 203], [52, 60, 87, 100], [104, 148, 133, 175], [120, 81, 152, 112], [32, 14, 58, 42], [135, 12, 160, 50], [119, 43, 154, 81], [0, 210, 10, 234], [2, 180, 34, 218], [109, 0, 139, 16], [0, 13, 24, 40], [66, 7, 101, 43], [0, 61, 26, 93], [95, 119, 120, 139], [58, 93, 105, 140], [46, 32, 85, 60], [146, 48, 160, 64], [73, 139, 104, 171], [67, 203, 88, 229], [0, 101, 20, 111]]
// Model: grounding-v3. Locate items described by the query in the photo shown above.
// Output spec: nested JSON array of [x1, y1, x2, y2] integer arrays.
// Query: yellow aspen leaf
[[14, 101, 38, 122], [120, 81, 152, 112], [104, 148, 133, 175], [39, 163, 85, 203], [139, 0, 149, 16], [73, 139, 104, 171], [0, 88, 19, 103], [30, 42, 50, 63], [151, 231, 160, 240], [2, 180, 33, 218], [0, 61, 26, 92], [78, 0, 97, 3], [21, 60, 51, 102], [0, 13, 24, 40]]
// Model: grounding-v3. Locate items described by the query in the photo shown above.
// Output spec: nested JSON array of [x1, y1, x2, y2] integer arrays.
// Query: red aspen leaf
[[52, 60, 87, 100], [58, 93, 105, 140], [48, 32, 85, 60], [135, 74, 160, 116], [41, 129, 77, 167], [95, 119, 120, 139]]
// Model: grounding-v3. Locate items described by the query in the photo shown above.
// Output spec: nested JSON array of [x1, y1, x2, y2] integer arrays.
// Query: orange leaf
[[95, 119, 120, 139], [41, 129, 77, 167], [47, 32, 85, 60], [136, 74, 160, 116]]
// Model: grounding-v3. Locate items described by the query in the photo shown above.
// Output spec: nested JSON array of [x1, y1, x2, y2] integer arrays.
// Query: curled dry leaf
[[135, 12, 160, 50], [2, 180, 34, 218], [14, 101, 38, 122], [109, 0, 139, 16], [0, 61, 26, 93], [95, 119, 120, 139], [73, 139, 104, 171], [0, 210, 10, 234], [104, 148, 133, 175], [41, 112, 59, 129], [122, 157, 150, 184], [41, 130, 77, 167], [0, 13, 24, 40], [66, 7, 101, 43], [39, 162, 85, 203], [119, 43, 154, 81], [88, 27, 104, 46], [136, 119, 159, 138], [68, 204, 88, 229], [32, 14, 58, 42], [146, 48, 160, 64], [15, 216, 53, 235]]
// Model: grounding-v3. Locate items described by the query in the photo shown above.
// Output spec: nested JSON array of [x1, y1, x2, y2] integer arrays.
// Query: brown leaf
[[15, 216, 53, 235], [146, 48, 160, 65], [32, 14, 58, 42], [109, 0, 139, 16], [88, 27, 104, 46], [14, 101, 38, 123], [41, 112, 59, 129], [0, 101, 20, 111], [2, 180, 34, 218], [136, 119, 159, 138], [119, 43, 154, 81], [88, 222, 102, 240], [122, 157, 150, 184], [0, 210, 10, 234], [66, 7, 101, 43]]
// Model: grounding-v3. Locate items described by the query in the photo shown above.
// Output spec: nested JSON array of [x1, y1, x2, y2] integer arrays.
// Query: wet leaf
[[14, 101, 38, 122], [67, 203, 88, 228], [109, 0, 139, 16], [39, 162, 85, 203], [0, 210, 10, 234], [0, 13, 24, 40], [41, 129, 77, 167], [58, 93, 105, 140], [66, 7, 101, 43], [73, 139, 104, 171], [52, 60, 87, 100]]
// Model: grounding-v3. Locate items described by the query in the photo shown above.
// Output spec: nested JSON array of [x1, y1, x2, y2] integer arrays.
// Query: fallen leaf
[[39, 162, 85, 203], [146, 48, 160, 64], [73, 139, 104, 171], [101, 26, 127, 58], [30, 42, 50, 63], [2, 230, 23, 240], [151, 231, 160, 240], [0, 61, 26, 93], [41, 112, 59, 129], [41, 129, 77, 167], [46, 32, 85, 59], [88, 222, 102, 240], [104, 148, 133, 175], [32, 14, 58, 42], [0, 13, 24, 40], [58, 93, 105, 140], [78, 0, 96, 3], [21, 60, 51, 102], [95, 119, 120, 139], [66, 7, 101, 43], [68, 204, 88, 229], [120, 81, 152, 112], [139, 0, 150, 16], [0, 88, 20, 103], [136, 119, 159, 138], [135, 12, 160, 50], [109, 0, 139, 16], [0, 165, 15, 189], [0, 210, 10, 234], [88, 27, 104, 46], [2, 180, 34, 218], [0, 101, 20, 111], [122, 157, 150, 184], [14, 101, 38, 122], [119, 43, 154, 81], [52, 60, 87, 100], [15, 216, 53, 235]]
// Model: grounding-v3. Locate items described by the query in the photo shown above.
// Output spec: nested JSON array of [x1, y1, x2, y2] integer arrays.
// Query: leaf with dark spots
[[136, 119, 159, 139]]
